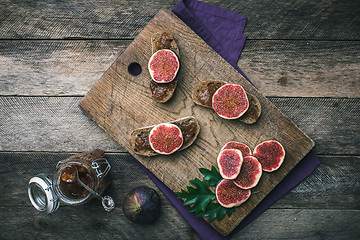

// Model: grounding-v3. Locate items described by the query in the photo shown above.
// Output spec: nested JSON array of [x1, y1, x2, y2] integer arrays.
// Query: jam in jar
[[28, 149, 114, 213]]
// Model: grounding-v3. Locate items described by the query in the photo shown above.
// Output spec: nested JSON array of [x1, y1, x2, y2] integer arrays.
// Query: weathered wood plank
[[0, 0, 177, 39], [0, 97, 122, 152], [1, 206, 358, 239], [235, 209, 360, 239], [239, 40, 360, 98], [1, 152, 358, 210], [237, 0, 360, 40], [273, 155, 360, 210], [0, 40, 128, 95], [0, 152, 199, 240], [1, 40, 358, 97], [0, 97, 358, 155], [270, 97, 360, 155], [1, 152, 359, 239], [0, 0, 359, 40]]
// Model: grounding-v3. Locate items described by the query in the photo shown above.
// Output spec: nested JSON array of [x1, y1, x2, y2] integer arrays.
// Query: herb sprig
[[175, 165, 235, 221]]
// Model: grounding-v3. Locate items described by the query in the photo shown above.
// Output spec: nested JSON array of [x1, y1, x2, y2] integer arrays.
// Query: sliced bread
[[192, 80, 261, 124], [130, 116, 200, 157]]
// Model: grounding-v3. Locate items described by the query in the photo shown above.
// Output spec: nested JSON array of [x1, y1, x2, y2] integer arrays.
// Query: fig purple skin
[[123, 186, 161, 224]]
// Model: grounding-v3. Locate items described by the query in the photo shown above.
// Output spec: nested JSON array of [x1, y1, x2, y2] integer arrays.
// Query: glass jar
[[28, 149, 114, 213]]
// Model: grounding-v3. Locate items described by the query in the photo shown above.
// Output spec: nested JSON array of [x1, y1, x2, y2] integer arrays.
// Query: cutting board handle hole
[[128, 62, 142, 76]]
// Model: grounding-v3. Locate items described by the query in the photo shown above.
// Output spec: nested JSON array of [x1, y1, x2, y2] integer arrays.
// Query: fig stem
[[71, 166, 115, 212]]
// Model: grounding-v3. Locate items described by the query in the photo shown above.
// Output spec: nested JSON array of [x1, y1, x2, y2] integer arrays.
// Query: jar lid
[[28, 174, 60, 213]]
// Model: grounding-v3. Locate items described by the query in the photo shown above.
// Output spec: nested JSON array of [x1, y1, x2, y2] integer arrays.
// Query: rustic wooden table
[[0, 0, 359, 239]]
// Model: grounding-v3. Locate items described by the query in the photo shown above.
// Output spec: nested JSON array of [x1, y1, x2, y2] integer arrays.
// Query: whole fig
[[122, 186, 161, 224]]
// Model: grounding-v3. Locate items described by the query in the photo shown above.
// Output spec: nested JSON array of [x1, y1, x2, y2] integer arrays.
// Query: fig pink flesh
[[233, 156, 262, 189], [253, 140, 285, 172], [222, 141, 252, 157], [148, 49, 179, 83], [216, 179, 251, 208], [212, 84, 249, 119], [217, 149, 243, 179], [149, 123, 183, 154]]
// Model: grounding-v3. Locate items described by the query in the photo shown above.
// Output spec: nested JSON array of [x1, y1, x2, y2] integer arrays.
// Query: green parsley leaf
[[175, 178, 216, 213], [175, 166, 236, 222], [199, 165, 222, 186], [196, 202, 236, 221]]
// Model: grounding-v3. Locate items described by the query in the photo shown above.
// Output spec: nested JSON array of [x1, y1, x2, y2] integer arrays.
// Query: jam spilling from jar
[[134, 119, 197, 151], [60, 165, 93, 199]]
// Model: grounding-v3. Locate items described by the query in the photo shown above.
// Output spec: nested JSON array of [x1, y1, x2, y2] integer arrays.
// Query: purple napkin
[[136, 0, 321, 239]]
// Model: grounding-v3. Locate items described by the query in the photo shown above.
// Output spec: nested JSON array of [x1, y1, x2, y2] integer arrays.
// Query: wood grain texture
[[0, 152, 359, 239], [0, 0, 359, 238], [0, 0, 359, 40], [234, 209, 360, 239], [1, 153, 358, 209], [1, 206, 358, 239], [0, 152, 200, 240], [274, 155, 360, 209], [1, 97, 359, 155], [1, 40, 358, 97], [79, 9, 314, 235], [0, 40, 128, 95], [0, 0, 178, 39], [239, 40, 360, 98]]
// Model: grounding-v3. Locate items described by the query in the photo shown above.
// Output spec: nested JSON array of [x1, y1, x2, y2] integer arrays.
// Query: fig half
[[148, 49, 179, 83], [233, 156, 262, 189], [216, 179, 251, 208], [253, 140, 285, 172], [221, 141, 252, 157], [149, 123, 183, 155], [123, 186, 161, 224], [212, 84, 249, 119], [217, 149, 243, 179]]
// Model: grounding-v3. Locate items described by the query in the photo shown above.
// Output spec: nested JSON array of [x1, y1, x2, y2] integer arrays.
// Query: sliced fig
[[217, 149, 243, 179], [253, 140, 285, 172], [150, 32, 179, 103], [212, 84, 249, 119], [192, 80, 261, 124], [233, 156, 262, 189], [149, 123, 183, 155], [148, 49, 180, 84], [130, 116, 200, 157], [221, 141, 252, 157], [216, 179, 251, 208]]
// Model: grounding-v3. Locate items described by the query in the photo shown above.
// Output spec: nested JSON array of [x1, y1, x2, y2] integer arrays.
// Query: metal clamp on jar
[[28, 149, 115, 213]]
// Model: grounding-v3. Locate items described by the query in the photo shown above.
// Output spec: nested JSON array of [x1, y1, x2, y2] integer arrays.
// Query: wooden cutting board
[[79, 9, 314, 235]]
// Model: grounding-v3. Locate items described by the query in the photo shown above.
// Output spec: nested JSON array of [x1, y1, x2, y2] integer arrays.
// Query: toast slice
[[130, 116, 200, 157], [240, 93, 262, 124], [192, 80, 261, 124], [192, 80, 226, 108], [149, 32, 180, 103], [151, 32, 179, 55]]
